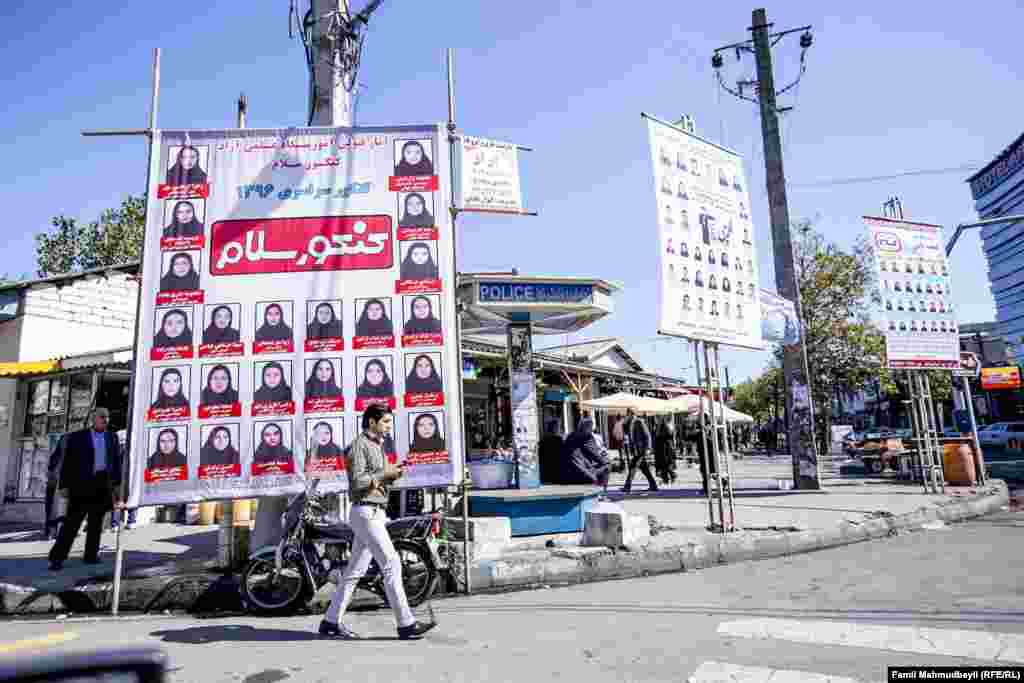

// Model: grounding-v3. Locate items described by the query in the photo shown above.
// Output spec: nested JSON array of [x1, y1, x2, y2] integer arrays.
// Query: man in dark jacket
[[48, 408, 123, 570], [623, 410, 658, 493]]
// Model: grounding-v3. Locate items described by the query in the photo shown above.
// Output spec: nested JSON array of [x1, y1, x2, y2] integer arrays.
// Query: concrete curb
[[1, 482, 1009, 615]]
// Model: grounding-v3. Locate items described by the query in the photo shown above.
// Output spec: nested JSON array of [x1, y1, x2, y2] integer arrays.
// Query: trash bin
[[942, 438, 976, 486]]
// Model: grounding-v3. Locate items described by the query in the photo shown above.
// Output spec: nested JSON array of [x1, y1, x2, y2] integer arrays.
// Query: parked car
[[978, 422, 1010, 447]]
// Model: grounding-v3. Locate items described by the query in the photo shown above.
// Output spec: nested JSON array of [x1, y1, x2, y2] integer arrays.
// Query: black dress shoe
[[397, 620, 437, 640], [83, 557, 101, 565], [49, 561, 63, 571], [318, 620, 359, 640]]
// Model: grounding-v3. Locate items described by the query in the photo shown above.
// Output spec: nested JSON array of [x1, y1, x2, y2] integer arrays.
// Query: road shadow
[[151, 624, 319, 644]]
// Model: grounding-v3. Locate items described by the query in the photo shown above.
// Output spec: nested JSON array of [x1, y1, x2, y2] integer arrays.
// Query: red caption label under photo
[[388, 176, 439, 193], [156, 290, 205, 306], [198, 463, 241, 480], [151, 346, 194, 362], [396, 226, 439, 242], [404, 450, 450, 466], [304, 338, 344, 353], [252, 460, 295, 477], [395, 279, 442, 295], [354, 396, 397, 412], [404, 392, 444, 408], [352, 335, 395, 350], [306, 457, 345, 476], [253, 340, 294, 355], [304, 397, 345, 413], [198, 342, 245, 359], [198, 403, 242, 419], [160, 235, 205, 252], [147, 406, 190, 422], [209, 215, 394, 276], [402, 332, 443, 347], [252, 400, 296, 417], [157, 183, 209, 200], [144, 466, 188, 483]]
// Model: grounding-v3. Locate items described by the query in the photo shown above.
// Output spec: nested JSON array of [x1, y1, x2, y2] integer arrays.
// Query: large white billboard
[[127, 125, 464, 506]]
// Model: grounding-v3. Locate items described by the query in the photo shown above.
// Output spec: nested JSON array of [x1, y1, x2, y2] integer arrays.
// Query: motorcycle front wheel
[[240, 552, 310, 616]]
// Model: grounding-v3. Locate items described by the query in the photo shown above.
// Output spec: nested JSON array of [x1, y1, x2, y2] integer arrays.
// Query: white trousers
[[325, 504, 415, 628]]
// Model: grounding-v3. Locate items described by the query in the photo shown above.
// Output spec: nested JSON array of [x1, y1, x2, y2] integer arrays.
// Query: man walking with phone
[[319, 405, 436, 640]]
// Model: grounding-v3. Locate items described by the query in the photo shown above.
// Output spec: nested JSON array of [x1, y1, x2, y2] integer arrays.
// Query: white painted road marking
[[689, 661, 879, 683], [718, 618, 1024, 663]]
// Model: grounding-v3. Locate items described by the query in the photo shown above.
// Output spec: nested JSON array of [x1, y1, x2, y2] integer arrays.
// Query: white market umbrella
[[580, 392, 676, 415]]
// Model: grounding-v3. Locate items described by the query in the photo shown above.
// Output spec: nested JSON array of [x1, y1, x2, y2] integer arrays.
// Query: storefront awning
[[0, 360, 60, 377]]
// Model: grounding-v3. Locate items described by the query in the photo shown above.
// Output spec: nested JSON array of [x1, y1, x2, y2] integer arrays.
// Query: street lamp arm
[[945, 213, 1024, 257]]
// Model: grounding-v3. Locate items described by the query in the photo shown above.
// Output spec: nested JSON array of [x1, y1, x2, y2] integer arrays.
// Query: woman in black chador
[[201, 365, 239, 406], [400, 242, 439, 280], [305, 359, 342, 399], [399, 193, 435, 228], [253, 423, 293, 466], [255, 303, 293, 342], [357, 359, 394, 399], [151, 368, 188, 410], [163, 201, 204, 238], [355, 299, 393, 337], [149, 429, 186, 469], [306, 303, 342, 340], [202, 305, 240, 345], [166, 145, 207, 185], [309, 422, 343, 460], [160, 253, 200, 292], [394, 141, 434, 176], [406, 354, 443, 394], [410, 413, 446, 453], [154, 309, 193, 349], [200, 426, 240, 467], [403, 296, 442, 335], [254, 362, 292, 403]]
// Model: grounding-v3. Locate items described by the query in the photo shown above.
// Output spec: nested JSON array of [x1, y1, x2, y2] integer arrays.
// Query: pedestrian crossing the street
[[685, 618, 1024, 682]]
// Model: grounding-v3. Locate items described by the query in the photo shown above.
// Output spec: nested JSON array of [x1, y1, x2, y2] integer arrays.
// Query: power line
[[789, 163, 985, 189]]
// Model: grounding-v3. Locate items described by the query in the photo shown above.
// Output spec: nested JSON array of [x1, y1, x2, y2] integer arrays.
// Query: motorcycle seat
[[308, 522, 354, 542]]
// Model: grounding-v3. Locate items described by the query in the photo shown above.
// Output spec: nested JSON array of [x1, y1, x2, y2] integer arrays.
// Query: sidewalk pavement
[[0, 452, 1010, 616]]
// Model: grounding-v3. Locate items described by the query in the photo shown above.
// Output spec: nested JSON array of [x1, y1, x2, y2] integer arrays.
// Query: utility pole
[[714, 8, 819, 488], [254, 0, 384, 551]]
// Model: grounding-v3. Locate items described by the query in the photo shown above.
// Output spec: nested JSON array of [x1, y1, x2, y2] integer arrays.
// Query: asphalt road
[[1, 498, 1022, 683]]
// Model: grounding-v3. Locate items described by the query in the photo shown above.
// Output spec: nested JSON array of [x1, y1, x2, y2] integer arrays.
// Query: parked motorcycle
[[240, 481, 442, 615]]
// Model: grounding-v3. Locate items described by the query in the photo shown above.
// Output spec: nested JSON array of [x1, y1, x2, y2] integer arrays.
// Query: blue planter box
[[469, 485, 602, 537]]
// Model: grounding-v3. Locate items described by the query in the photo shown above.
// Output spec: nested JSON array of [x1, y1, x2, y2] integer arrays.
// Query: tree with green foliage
[[36, 195, 145, 278]]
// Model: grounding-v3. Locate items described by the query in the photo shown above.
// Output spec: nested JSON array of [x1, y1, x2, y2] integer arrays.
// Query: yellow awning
[[0, 360, 59, 377]]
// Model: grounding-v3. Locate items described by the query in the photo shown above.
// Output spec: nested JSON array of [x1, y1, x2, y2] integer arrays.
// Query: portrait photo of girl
[[405, 353, 444, 395], [199, 425, 240, 469], [408, 412, 447, 455], [153, 307, 193, 350], [200, 364, 240, 408], [403, 295, 442, 337], [398, 192, 435, 228], [304, 358, 343, 400], [160, 252, 201, 293], [147, 426, 188, 471], [150, 366, 190, 414], [253, 361, 293, 404], [356, 356, 395, 403], [166, 145, 208, 186], [252, 421, 294, 472], [306, 301, 343, 341], [162, 200, 204, 239], [201, 304, 241, 346], [306, 419, 344, 464], [399, 242, 439, 281], [393, 139, 434, 177], [254, 302, 294, 343], [354, 298, 394, 338]]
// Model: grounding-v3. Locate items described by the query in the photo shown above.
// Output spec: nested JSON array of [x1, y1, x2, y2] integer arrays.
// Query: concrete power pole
[[253, 0, 381, 551], [713, 8, 819, 488]]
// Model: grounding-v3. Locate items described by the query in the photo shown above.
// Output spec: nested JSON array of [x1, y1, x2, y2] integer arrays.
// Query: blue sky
[[2, 1, 1020, 385]]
